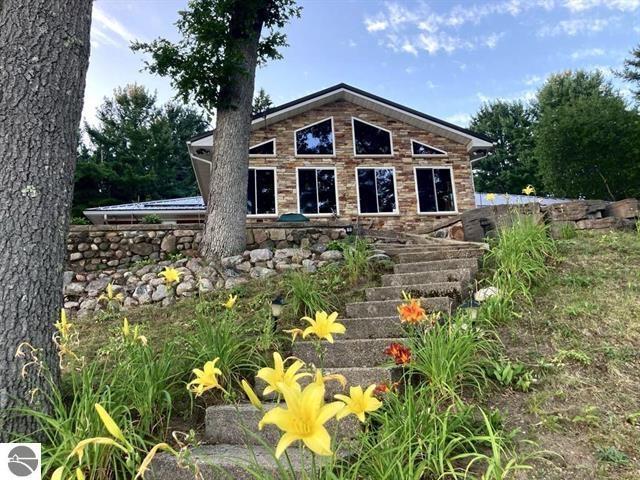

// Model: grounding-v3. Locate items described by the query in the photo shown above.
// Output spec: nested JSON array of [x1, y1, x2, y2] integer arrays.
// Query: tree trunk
[[0, 0, 92, 440], [200, 4, 263, 260]]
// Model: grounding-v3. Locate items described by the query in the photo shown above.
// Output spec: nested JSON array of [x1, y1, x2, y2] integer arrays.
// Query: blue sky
[[86, 0, 639, 128]]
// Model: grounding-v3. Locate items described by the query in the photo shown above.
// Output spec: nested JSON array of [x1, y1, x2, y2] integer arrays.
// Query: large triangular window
[[249, 138, 276, 156], [411, 140, 447, 157], [295, 118, 335, 156], [352, 118, 393, 156]]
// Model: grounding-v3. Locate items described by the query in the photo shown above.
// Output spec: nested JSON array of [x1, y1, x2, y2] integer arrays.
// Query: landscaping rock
[[250, 248, 273, 262], [475, 286, 499, 302], [198, 278, 214, 293], [160, 234, 177, 253], [250, 266, 276, 279], [320, 250, 343, 261], [221, 255, 243, 268], [176, 280, 195, 296], [152, 285, 169, 302], [65, 282, 85, 296]]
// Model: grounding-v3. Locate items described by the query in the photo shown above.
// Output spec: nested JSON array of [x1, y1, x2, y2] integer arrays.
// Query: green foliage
[[253, 88, 273, 115], [596, 446, 629, 466], [470, 100, 539, 194], [73, 84, 207, 216], [282, 270, 337, 317], [559, 223, 577, 240], [553, 348, 592, 366], [615, 43, 640, 103], [141, 213, 162, 224], [131, 0, 300, 112], [340, 236, 374, 283], [70, 216, 90, 225], [407, 314, 492, 398], [489, 359, 534, 392]]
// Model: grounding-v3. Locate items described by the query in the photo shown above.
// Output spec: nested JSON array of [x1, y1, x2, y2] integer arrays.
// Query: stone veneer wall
[[246, 99, 476, 231], [67, 222, 352, 272]]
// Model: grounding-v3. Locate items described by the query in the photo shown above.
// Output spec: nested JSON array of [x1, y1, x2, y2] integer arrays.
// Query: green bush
[[282, 270, 337, 317], [141, 213, 162, 224], [70, 216, 90, 225]]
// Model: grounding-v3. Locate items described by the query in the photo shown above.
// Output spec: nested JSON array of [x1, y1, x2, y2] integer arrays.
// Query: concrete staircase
[[150, 237, 485, 479]]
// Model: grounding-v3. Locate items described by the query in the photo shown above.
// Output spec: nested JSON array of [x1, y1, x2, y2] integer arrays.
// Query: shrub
[[340, 236, 373, 284], [282, 271, 337, 318], [70, 216, 90, 225], [141, 214, 162, 224]]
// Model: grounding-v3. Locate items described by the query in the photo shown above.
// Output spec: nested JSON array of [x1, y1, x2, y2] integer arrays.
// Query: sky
[[86, 0, 640, 129]]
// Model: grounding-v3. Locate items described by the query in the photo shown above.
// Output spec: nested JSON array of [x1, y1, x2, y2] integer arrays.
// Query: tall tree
[[133, 0, 300, 259], [469, 100, 538, 194], [72, 85, 207, 216], [535, 71, 640, 199], [616, 43, 640, 103], [0, 0, 92, 440], [253, 87, 273, 115]]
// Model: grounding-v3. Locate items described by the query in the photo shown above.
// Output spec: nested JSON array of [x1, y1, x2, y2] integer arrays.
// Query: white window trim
[[249, 138, 277, 157], [294, 117, 336, 157], [295, 166, 340, 217], [247, 167, 279, 218], [410, 139, 448, 158], [351, 117, 394, 157], [413, 166, 458, 215], [355, 166, 400, 216]]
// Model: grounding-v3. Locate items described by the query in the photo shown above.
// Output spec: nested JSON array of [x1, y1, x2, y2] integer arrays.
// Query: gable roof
[[188, 83, 494, 150]]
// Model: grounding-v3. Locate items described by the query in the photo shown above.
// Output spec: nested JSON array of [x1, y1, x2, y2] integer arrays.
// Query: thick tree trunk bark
[[0, 0, 92, 440], [200, 5, 263, 259]]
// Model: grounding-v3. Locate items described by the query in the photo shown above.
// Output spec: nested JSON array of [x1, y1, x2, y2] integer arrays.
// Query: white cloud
[[484, 32, 504, 48], [476, 92, 491, 103], [571, 47, 605, 59], [564, 0, 640, 11], [426, 80, 438, 89], [538, 17, 611, 36], [524, 74, 544, 85], [365, 19, 388, 32], [92, 5, 142, 48], [446, 113, 472, 126]]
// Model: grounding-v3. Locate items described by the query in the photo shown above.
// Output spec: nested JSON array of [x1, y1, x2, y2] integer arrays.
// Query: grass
[[487, 230, 640, 479]]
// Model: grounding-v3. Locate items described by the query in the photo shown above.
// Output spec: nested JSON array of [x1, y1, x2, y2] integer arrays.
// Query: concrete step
[[365, 282, 464, 302], [205, 403, 359, 446], [382, 245, 480, 256], [341, 316, 406, 339], [381, 268, 471, 286], [346, 296, 452, 318], [291, 337, 404, 368], [394, 258, 479, 275], [256, 366, 401, 400], [395, 248, 484, 264], [149, 444, 317, 480]]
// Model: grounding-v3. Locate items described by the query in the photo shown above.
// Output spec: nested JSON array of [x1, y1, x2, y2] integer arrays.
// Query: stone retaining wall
[[67, 222, 353, 272]]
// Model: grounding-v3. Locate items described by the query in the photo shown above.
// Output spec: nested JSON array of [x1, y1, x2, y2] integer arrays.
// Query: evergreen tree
[[616, 43, 640, 103]]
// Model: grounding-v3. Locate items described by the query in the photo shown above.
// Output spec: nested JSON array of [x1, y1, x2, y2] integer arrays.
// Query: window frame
[[247, 166, 279, 218], [355, 166, 400, 216], [351, 117, 394, 157], [413, 165, 458, 215], [293, 117, 336, 158], [295, 166, 340, 217], [249, 138, 277, 157], [410, 139, 448, 158]]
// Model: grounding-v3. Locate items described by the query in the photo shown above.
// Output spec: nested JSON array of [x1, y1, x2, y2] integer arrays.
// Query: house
[[85, 84, 494, 227]]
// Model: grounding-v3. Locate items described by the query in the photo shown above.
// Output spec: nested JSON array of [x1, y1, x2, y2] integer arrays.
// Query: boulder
[[176, 280, 195, 296], [235, 261, 252, 273], [69, 252, 84, 261], [160, 234, 177, 253], [152, 284, 169, 302], [225, 277, 248, 289], [221, 255, 244, 268], [302, 259, 317, 273], [475, 286, 499, 302], [250, 266, 276, 279], [198, 278, 214, 293], [320, 250, 343, 261], [250, 248, 273, 262], [310, 243, 327, 254], [133, 284, 152, 305]]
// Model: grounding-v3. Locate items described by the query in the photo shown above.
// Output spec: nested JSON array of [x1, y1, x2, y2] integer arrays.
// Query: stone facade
[[66, 223, 351, 272], [246, 99, 476, 231]]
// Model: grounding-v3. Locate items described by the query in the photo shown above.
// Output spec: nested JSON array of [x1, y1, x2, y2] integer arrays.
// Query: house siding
[[247, 99, 476, 231]]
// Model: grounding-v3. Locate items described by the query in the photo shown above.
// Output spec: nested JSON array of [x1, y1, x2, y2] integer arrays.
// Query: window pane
[[434, 169, 455, 212], [298, 169, 318, 214], [357, 169, 377, 213], [295, 119, 334, 155], [247, 169, 256, 215], [412, 141, 445, 156], [317, 169, 337, 214], [249, 140, 274, 155], [416, 169, 437, 212], [255, 169, 276, 214], [376, 168, 396, 213], [353, 119, 392, 155]]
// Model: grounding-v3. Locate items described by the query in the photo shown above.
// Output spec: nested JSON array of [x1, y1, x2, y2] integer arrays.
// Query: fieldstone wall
[[66, 222, 352, 272]]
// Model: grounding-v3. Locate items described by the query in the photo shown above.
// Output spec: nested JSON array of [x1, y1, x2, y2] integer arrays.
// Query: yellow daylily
[[132, 325, 148, 346], [222, 294, 237, 309], [159, 267, 182, 285], [94, 403, 126, 443], [55, 309, 72, 339], [313, 369, 347, 390], [256, 352, 310, 396], [335, 384, 382, 423], [52, 467, 65, 480], [76, 469, 85, 480], [98, 283, 124, 304], [135, 443, 174, 479], [187, 358, 224, 396], [300, 311, 346, 343], [522, 184, 536, 196], [241, 379, 263, 409], [259, 382, 344, 458], [68, 437, 129, 463], [486, 193, 496, 202]]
